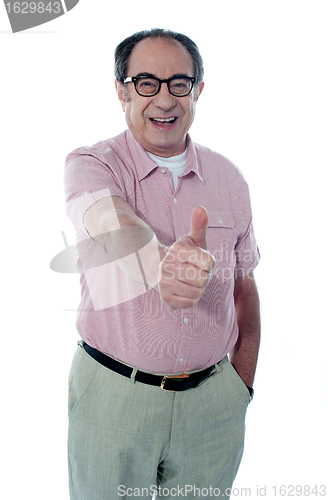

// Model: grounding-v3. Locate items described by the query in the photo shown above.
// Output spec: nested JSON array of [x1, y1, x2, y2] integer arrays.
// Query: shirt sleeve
[[64, 148, 126, 236], [230, 167, 260, 278], [234, 217, 260, 278]]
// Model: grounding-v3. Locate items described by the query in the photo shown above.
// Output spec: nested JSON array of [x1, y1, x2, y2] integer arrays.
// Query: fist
[[158, 206, 215, 310]]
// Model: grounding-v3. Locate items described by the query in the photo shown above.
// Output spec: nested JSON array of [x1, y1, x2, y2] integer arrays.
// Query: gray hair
[[114, 28, 204, 83]]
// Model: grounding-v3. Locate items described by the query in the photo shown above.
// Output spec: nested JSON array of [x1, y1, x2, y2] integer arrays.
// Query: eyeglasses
[[123, 75, 196, 97]]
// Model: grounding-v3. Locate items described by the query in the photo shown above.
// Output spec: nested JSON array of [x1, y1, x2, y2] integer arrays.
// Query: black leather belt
[[81, 341, 218, 392]]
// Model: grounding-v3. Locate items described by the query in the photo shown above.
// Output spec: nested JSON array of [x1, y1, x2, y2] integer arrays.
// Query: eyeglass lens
[[136, 77, 193, 96]]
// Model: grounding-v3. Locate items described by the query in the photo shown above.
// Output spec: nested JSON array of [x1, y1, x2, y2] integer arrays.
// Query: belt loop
[[215, 360, 224, 374], [130, 367, 137, 384], [213, 362, 220, 372]]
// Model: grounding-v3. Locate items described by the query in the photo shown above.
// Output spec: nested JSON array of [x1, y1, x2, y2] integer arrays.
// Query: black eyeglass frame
[[123, 75, 197, 97]]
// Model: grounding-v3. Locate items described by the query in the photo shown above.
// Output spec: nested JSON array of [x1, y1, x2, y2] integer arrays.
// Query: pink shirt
[[64, 130, 260, 374]]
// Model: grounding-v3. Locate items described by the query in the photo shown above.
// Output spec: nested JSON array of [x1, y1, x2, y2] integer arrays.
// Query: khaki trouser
[[68, 342, 251, 499]]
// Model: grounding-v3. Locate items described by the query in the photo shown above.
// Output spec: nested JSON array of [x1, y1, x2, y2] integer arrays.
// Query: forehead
[[127, 37, 194, 78]]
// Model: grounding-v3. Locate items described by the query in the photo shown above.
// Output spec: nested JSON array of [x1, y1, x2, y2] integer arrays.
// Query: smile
[[150, 117, 178, 126]]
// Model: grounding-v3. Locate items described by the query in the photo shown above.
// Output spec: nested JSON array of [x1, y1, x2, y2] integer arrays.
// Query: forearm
[[84, 200, 214, 309], [84, 196, 167, 288], [230, 274, 261, 388]]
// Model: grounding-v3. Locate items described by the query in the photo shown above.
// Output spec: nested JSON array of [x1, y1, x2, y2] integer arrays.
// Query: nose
[[152, 83, 177, 111]]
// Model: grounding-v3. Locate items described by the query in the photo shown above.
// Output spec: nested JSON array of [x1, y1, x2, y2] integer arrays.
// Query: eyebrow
[[135, 72, 193, 79]]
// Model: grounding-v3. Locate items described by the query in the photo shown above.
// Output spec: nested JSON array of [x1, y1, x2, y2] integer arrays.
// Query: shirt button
[[183, 317, 189, 324], [173, 198, 177, 204], [218, 219, 223, 224], [179, 357, 183, 363], [161, 169, 166, 174]]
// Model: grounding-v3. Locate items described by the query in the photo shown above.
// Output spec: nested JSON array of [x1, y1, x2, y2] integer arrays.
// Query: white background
[[1, 1, 327, 498]]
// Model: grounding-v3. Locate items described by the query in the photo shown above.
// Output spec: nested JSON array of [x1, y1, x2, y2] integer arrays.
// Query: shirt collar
[[126, 129, 205, 184], [182, 135, 205, 183]]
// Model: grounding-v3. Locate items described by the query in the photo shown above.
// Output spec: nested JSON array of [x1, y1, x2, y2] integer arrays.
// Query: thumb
[[189, 206, 208, 249]]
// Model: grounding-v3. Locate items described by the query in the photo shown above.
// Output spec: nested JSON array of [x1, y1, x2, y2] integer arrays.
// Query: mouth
[[150, 117, 178, 127]]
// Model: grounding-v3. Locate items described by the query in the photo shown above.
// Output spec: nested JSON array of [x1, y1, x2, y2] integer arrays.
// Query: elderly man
[[65, 28, 261, 499]]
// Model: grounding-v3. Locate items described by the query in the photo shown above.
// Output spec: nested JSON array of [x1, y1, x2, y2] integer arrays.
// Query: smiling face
[[116, 37, 204, 158]]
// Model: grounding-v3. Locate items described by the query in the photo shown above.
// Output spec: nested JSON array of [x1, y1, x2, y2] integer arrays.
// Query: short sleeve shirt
[[64, 129, 260, 374]]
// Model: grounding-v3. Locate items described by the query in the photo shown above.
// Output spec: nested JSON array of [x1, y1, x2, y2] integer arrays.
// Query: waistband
[[81, 341, 219, 392]]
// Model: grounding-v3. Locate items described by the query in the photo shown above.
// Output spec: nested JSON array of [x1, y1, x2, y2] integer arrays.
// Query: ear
[[115, 79, 126, 111], [194, 81, 204, 101]]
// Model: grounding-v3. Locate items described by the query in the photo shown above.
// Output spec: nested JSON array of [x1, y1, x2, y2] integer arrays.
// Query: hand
[[158, 206, 215, 310]]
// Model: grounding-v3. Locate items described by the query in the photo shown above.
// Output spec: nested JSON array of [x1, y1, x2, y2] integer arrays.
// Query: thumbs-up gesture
[[158, 206, 216, 310]]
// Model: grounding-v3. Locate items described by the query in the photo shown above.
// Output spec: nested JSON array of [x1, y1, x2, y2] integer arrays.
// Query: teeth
[[152, 117, 176, 123]]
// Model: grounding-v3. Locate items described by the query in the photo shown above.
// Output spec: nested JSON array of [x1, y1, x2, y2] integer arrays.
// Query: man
[[64, 28, 261, 499]]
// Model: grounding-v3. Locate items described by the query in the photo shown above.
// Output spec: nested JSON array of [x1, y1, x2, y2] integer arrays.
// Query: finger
[[189, 206, 208, 250], [161, 286, 204, 310], [162, 260, 210, 287]]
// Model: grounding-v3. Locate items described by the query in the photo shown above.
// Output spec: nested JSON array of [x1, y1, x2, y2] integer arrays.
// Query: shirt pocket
[[207, 211, 235, 229]]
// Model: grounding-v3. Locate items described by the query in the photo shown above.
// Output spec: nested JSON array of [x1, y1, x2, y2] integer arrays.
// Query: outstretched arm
[[83, 197, 215, 310], [84, 196, 166, 287]]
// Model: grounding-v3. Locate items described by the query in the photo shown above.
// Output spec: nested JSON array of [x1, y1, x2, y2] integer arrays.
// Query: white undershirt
[[147, 150, 187, 190]]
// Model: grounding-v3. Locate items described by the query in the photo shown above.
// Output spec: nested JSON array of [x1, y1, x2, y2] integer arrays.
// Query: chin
[[151, 133, 185, 151]]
